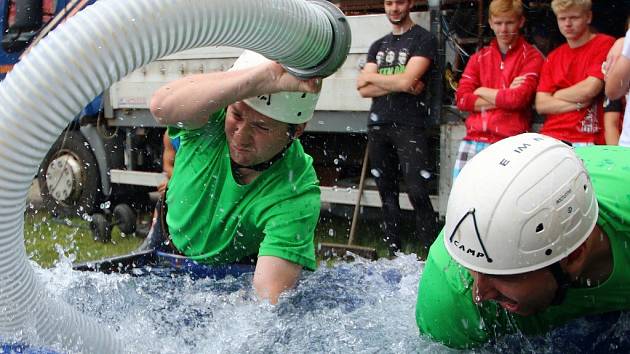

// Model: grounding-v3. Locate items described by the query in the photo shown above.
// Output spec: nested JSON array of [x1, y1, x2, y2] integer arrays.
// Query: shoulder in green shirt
[[165, 109, 320, 270], [416, 146, 630, 348]]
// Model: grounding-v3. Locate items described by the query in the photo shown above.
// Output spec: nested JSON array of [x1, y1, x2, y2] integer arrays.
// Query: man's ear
[[291, 123, 306, 140], [563, 242, 588, 279]]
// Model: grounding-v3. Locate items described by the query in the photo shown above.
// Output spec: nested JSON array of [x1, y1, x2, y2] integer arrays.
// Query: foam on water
[[30, 254, 630, 353]]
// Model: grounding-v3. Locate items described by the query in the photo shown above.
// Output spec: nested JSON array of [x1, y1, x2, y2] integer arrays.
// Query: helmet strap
[[548, 262, 571, 306], [230, 140, 293, 172]]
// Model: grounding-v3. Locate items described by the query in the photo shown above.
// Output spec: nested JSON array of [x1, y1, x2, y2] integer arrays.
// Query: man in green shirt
[[416, 133, 630, 348], [147, 50, 322, 304]]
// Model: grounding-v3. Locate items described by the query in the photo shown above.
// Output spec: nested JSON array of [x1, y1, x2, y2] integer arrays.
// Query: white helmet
[[229, 50, 319, 124], [444, 133, 598, 275]]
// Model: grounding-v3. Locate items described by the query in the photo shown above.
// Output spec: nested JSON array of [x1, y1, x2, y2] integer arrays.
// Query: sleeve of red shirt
[[536, 55, 556, 94], [456, 53, 481, 112], [585, 35, 615, 80], [495, 48, 544, 110]]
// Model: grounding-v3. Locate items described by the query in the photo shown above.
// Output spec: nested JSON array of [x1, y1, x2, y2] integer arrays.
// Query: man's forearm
[[535, 93, 580, 114], [473, 87, 499, 105], [253, 256, 302, 304], [473, 97, 496, 111], [150, 68, 265, 127], [363, 72, 419, 94], [358, 83, 391, 98], [553, 77, 603, 103], [604, 112, 621, 145]]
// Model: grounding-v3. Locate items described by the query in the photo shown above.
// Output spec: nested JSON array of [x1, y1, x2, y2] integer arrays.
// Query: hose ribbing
[[0, 0, 348, 352]]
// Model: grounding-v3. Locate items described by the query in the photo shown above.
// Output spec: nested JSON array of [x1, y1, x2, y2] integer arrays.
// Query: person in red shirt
[[453, 0, 543, 179], [535, 0, 615, 145]]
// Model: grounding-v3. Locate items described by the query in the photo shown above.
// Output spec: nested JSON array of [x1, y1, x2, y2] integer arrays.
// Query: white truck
[[37, 9, 464, 235]]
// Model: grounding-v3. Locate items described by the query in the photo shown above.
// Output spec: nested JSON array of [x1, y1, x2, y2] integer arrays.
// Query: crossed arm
[[535, 76, 603, 114], [356, 56, 432, 98], [469, 75, 533, 112]]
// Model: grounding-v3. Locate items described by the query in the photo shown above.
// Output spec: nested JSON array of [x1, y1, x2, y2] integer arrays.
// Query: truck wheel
[[113, 203, 136, 234], [38, 130, 102, 217], [90, 213, 111, 243]]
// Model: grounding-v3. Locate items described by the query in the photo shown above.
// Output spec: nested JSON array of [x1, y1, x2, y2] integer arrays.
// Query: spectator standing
[[535, 0, 615, 146], [604, 29, 630, 147], [357, 0, 437, 256], [453, 0, 543, 179]]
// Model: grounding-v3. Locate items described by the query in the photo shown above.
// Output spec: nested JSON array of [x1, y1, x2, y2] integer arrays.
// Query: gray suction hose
[[0, 0, 350, 352]]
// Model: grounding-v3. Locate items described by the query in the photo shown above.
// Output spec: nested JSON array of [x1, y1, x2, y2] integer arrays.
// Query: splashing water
[[24, 253, 630, 353]]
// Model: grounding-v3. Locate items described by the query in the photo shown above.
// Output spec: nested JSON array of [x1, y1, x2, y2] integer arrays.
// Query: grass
[[316, 207, 436, 260], [22, 205, 435, 269], [24, 209, 144, 268]]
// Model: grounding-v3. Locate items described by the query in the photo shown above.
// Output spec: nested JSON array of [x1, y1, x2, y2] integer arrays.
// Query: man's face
[[469, 268, 558, 316], [555, 7, 592, 42], [489, 13, 524, 49], [225, 102, 292, 167], [384, 0, 412, 25]]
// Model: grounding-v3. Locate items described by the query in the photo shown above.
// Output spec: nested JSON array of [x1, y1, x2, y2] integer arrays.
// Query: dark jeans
[[367, 124, 437, 255]]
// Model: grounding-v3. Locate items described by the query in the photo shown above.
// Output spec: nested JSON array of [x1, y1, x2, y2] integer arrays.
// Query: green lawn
[[23, 206, 433, 269], [24, 210, 144, 268]]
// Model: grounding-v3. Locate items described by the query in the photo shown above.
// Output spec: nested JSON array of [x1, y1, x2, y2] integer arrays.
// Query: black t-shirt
[[366, 24, 436, 128]]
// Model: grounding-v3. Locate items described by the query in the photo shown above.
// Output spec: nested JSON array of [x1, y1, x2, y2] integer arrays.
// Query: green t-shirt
[[416, 146, 630, 348], [165, 109, 320, 270]]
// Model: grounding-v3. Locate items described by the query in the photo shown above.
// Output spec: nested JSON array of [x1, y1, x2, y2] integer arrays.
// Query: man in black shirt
[[357, 0, 437, 256]]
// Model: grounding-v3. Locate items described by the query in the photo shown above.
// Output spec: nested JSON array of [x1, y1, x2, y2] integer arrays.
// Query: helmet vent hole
[[301, 93, 307, 98], [545, 249, 552, 256], [297, 112, 302, 117], [536, 223, 544, 233], [583, 184, 587, 191]]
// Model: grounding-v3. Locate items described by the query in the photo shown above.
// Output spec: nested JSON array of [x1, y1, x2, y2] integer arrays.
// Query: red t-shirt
[[538, 34, 615, 143]]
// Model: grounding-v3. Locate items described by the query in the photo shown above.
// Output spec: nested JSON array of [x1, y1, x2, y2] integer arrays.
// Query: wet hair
[[489, 0, 523, 18], [551, 0, 591, 14]]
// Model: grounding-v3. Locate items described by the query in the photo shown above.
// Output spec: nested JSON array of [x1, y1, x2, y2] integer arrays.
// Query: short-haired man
[[149, 50, 321, 304], [357, 0, 437, 255], [535, 0, 615, 145], [416, 133, 630, 348], [453, 0, 543, 178]]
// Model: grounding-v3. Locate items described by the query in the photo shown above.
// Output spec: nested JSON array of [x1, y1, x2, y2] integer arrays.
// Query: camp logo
[[450, 239, 486, 259]]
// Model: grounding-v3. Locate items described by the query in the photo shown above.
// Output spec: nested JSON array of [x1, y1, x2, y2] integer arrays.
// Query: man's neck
[[392, 19, 414, 35], [577, 225, 612, 287], [567, 30, 594, 49], [233, 167, 260, 185]]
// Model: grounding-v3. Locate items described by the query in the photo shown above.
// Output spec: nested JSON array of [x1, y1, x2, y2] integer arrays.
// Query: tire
[[38, 130, 102, 217], [113, 203, 136, 234], [90, 213, 111, 243]]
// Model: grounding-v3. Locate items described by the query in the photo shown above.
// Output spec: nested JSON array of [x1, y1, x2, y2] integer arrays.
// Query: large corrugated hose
[[0, 0, 350, 352]]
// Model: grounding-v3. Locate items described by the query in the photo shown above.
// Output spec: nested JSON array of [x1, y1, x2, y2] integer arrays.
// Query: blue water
[[29, 254, 630, 353]]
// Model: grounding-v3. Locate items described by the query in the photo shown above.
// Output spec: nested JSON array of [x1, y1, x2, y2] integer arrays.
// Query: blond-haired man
[[453, 0, 543, 179], [536, 0, 614, 145]]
